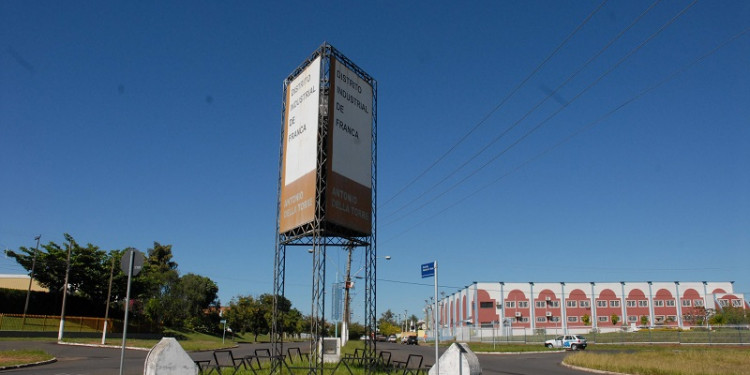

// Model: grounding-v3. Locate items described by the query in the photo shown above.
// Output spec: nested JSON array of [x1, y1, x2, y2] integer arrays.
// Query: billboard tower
[[273, 43, 377, 373]]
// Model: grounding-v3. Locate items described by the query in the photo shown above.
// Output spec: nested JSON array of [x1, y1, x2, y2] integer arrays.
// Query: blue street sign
[[421, 262, 435, 278]]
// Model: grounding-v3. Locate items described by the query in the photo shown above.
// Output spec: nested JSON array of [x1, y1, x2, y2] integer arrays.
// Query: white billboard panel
[[325, 58, 373, 235], [279, 57, 321, 234], [331, 62, 372, 187], [285, 57, 321, 185]]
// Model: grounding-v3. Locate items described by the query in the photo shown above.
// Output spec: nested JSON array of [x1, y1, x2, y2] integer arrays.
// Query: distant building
[[437, 281, 747, 336], [0, 274, 49, 292]]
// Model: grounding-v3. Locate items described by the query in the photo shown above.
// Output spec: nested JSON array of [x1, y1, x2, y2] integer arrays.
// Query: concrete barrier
[[143, 337, 198, 375], [429, 342, 481, 375], [320, 337, 341, 363]]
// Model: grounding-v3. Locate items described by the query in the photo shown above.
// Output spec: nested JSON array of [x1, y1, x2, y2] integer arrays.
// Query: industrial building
[[437, 281, 747, 336], [0, 274, 48, 292]]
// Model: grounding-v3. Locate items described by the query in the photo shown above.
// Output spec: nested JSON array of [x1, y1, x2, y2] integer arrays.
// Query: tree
[[225, 293, 290, 341], [260, 293, 292, 339], [137, 242, 180, 326], [179, 273, 219, 316], [377, 309, 400, 335], [710, 306, 749, 325], [640, 315, 649, 326], [166, 273, 220, 331], [610, 313, 620, 326], [347, 321, 365, 340], [378, 321, 399, 336], [4, 234, 112, 306], [5, 235, 223, 331], [283, 308, 304, 338], [302, 315, 332, 337], [226, 295, 259, 337], [135, 242, 179, 299], [683, 306, 706, 325], [380, 309, 397, 325], [581, 314, 591, 326], [69, 241, 111, 304]]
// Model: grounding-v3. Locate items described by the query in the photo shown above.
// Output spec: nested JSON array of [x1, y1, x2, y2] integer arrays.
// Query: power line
[[383, 19, 747, 244], [380, 0, 610, 209], [382, 0, 699, 231], [383, 0, 663, 224], [379, 278, 463, 290]]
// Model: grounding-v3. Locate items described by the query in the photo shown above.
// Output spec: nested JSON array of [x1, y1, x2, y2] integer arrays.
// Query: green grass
[[0, 349, 53, 367], [228, 341, 394, 375], [230, 361, 388, 375], [564, 346, 750, 375], [0, 314, 99, 332], [61, 329, 244, 351], [584, 327, 750, 344]]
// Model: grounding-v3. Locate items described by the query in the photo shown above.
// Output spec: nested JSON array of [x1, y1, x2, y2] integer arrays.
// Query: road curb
[[57, 340, 152, 351], [190, 345, 239, 352], [0, 357, 57, 371], [479, 350, 566, 355]]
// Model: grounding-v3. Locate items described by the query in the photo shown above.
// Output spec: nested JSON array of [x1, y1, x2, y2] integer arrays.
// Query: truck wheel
[[571, 344, 578, 350], [545, 343, 552, 348]]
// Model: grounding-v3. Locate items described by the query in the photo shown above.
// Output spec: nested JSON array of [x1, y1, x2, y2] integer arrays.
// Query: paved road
[[0, 341, 148, 375], [0, 340, 588, 374], [374, 342, 586, 375]]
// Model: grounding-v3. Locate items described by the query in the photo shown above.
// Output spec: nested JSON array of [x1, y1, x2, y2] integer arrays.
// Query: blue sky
[[2, 1, 748, 323]]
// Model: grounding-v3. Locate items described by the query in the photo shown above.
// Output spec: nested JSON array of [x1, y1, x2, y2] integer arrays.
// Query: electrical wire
[[383, 22, 749, 244], [383, 0, 662, 221], [382, 0, 699, 230], [380, 0, 610, 208]]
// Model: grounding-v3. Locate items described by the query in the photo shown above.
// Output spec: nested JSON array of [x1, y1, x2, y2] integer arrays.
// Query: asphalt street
[[0, 340, 589, 374], [374, 342, 587, 375]]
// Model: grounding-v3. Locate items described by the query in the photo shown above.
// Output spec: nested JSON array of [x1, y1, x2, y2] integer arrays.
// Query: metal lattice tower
[[272, 43, 377, 374]]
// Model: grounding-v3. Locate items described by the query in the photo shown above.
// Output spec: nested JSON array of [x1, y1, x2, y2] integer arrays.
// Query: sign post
[[421, 261, 438, 374], [221, 319, 227, 344], [119, 248, 144, 375]]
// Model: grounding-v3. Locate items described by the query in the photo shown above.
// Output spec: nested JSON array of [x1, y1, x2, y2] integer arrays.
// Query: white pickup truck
[[544, 335, 588, 350]]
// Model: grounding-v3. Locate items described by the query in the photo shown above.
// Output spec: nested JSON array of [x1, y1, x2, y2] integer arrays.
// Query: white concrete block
[[143, 337, 198, 375], [320, 337, 341, 363], [429, 343, 481, 375]]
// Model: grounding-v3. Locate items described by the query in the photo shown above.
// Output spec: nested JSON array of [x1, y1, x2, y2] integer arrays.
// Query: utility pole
[[58, 237, 74, 341], [101, 255, 115, 344], [342, 243, 353, 345], [22, 235, 41, 329]]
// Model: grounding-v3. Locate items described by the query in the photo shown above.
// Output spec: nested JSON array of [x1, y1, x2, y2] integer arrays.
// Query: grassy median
[[0, 349, 54, 367], [564, 345, 750, 375]]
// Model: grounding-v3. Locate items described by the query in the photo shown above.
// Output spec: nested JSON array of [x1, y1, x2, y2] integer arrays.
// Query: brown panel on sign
[[279, 170, 317, 234], [325, 171, 371, 235]]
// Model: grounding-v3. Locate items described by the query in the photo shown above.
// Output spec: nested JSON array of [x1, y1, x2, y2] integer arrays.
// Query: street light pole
[[22, 235, 41, 329], [404, 310, 408, 333]]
